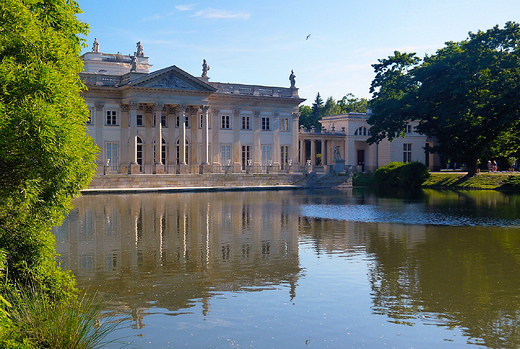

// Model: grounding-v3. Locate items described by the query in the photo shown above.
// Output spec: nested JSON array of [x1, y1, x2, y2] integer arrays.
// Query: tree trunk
[[466, 160, 478, 176]]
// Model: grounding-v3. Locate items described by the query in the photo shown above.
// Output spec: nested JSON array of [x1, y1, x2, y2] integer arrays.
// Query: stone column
[[211, 109, 220, 169], [292, 112, 300, 167], [129, 102, 140, 174], [273, 111, 280, 172], [233, 109, 241, 172], [179, 104, 188, 174], [94, 102, 105, 175], [299, 139, 305, 166], [311, 140, 316, 166], [200, 105, 211, 173], [253, 110, 261, 172], [154, 103, 164, 174]]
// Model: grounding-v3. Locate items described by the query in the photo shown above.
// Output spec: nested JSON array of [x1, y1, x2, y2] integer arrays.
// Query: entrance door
[[357, 149, 365, 172]]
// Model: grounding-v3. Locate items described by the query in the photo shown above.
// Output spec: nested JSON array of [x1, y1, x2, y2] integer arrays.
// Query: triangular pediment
[[128, 65, 216, 92]]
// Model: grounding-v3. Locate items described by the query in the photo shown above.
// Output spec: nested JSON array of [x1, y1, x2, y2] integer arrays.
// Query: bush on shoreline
[[372, 162, 430, 189]]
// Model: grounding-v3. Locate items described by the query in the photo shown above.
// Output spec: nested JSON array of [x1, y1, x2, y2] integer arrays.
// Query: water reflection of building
[[53, 192, 301, 327]]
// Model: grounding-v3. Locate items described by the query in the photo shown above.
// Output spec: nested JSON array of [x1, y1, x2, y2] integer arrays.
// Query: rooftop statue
[[136, 41, 144, 57], [92, 38, 100, 53], [202, 59, 210, 78], [289, 70, 296, 88], [130, 54, 137, 72]]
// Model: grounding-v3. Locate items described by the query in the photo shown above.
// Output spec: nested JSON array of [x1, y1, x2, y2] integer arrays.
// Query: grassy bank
[[423, 172, 520, 190], [354, 171, 520, 190]]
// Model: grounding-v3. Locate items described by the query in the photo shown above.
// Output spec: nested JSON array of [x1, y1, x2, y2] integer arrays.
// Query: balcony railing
[[210, 82, 298, 98]]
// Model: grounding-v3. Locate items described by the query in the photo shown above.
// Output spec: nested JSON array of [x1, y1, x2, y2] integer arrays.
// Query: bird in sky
[[306, 34, 311, 40]]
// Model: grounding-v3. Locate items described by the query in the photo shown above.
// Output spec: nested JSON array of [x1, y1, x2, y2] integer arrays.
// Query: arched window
[[354, 126, 370, 136]]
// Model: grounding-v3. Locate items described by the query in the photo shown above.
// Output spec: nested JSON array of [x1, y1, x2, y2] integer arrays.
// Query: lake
[[53, 188, 520, 348]]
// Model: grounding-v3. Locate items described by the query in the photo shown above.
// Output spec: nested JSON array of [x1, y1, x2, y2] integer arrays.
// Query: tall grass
[[4, 287, 124, 349]]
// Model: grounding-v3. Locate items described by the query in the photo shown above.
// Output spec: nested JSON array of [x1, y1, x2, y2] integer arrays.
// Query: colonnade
[[298, 134, 346, 167]]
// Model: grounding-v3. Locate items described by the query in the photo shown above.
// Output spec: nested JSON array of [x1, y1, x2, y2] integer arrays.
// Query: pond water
[[53, 189, 520, 348]]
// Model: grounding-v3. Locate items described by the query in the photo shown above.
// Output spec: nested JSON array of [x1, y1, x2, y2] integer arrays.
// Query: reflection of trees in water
[[366, 226, 520, 348], [54, 192, 302, 325]]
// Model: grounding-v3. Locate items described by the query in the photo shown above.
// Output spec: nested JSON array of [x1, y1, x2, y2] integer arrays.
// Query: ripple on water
[[300, 204, 520, 227]]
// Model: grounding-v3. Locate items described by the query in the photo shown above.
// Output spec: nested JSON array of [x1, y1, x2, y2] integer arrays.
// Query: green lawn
[[423, 172, 520, 190]]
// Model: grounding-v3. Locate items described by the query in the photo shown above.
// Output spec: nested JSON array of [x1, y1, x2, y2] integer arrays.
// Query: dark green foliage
[[373, 162, 429, 189], [352, 172, 374, 186], [0, 0, 97, 297], [368, 22, 520, 175]]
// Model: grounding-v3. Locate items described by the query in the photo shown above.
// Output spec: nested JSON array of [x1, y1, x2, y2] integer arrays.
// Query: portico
[[80, 41, 304, 176]]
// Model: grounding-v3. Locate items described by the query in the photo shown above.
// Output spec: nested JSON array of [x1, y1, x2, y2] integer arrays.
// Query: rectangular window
[[176, 116, 189, 128], [199, 115, 204, 129], [261, 117, 270, 130], [106, 110, 117, 125], [161, 115, 167, 127], [106, 142, 118, 171], [262, 145, 272, 168], [221, 115, 231, 129], [281, 145, 289, 170], [221, 144, 231, 165], [86, 109, 93, 125], [136, 114, 143, 126], [406, 124, 412, 133], [241, 145, 251, 171], [281, 118, 289, 131], [241, 116, 251, 130], [403, 143, 412, 163]]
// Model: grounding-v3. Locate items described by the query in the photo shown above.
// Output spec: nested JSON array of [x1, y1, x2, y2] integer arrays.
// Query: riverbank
[[353, 171, 520, 190], [423, 172, 520, 190]]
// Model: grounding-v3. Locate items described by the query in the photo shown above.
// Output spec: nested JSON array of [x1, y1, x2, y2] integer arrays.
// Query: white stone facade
[[320, 113, 441, 171], [80, 45, 304, 175]]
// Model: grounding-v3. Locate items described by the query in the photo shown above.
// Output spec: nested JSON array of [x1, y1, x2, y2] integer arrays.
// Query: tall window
[[280, 145, 289, 170], [153, 138, 167, 165], [221, 144, 231, 165], [405, 124, 412, 133], [241, 116, 251, 130], [221, 115, 231, 129], [261, 117, 270, 130], [136, 137, 143, 172], [403, 143, 412, 163], [106, 142, 118, 170], [176, 116, 189, 128], [87, 109, 93, 125], [161, 115, 167, 127], [176, 139, 189, 164], [106, 110, 117, 125], [281, 118, 289, 131], [241, 145, 251, 171], [136, 114, 143, 126], [262, 145, 271, 169]]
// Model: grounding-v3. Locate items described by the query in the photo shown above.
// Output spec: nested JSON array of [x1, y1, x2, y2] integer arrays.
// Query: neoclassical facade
[[320, 112, 441, 171], [80, 41, 304, 175]]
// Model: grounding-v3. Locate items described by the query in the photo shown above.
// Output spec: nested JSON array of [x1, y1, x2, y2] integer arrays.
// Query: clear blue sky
[[78, 0, 519, 105]]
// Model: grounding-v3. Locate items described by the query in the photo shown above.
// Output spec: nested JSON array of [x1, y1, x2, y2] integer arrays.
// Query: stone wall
[[87, 173, 305, 190]]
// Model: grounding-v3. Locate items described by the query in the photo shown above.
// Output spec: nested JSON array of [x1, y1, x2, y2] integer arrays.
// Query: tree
[[298, 105, 313, 129], [337, 93, 369, 114], [368, 23, 520, 175], [0, 0, 97, 296]]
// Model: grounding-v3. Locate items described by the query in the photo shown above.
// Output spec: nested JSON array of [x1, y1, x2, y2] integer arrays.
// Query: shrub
[[373, 162, 429, 189]]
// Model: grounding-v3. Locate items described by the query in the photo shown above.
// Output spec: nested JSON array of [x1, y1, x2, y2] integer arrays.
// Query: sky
[[78, 0, 520, 105]]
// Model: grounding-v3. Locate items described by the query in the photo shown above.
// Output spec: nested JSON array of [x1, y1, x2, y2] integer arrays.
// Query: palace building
[[80, 40, 304, 176], [319, 112, 441, 171]]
